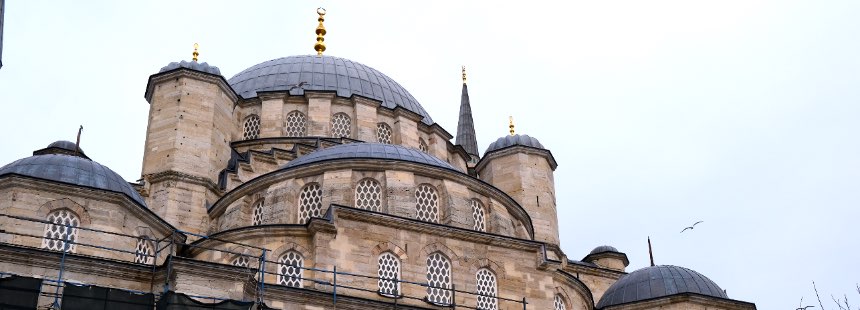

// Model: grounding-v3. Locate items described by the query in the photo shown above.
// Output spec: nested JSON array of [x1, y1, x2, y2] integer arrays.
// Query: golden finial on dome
[[192, 43, 199, 62], [462, 66, 467, 84], [314, 8, 327, 55], [509, 116, 515, 136]]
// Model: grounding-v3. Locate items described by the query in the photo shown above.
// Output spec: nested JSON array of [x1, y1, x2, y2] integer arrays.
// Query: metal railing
[[0, 213, 528, 309]]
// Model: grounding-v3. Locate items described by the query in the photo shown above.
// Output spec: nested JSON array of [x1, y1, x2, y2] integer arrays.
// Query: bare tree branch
[[832, 294, 847, 310], [815, 281, 827, 310], [845, 294, 851, 310]]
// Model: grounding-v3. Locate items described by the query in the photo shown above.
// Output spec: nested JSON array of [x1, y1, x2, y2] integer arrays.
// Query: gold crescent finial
[[509, 116, 515, 136], [314, 8, 327, 55], [192, 43, 199, 62], [462, 66, 467, 84]]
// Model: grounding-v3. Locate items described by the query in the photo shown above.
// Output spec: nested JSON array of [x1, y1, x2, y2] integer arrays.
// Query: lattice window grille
[[355, 179, 382, 211], [554, 295, 567, 310], [419, 138, 429, 152], [252, 200, 264, 226], [243, 115, 260, 140], [134, 238, 155, 264], [476, 268, 498, 310], [471, 199, 486, 232], [285, 111, 307, 137], [415, 184, 439, 223], [331, 113, 351, 138], [298, 183, 322, 223], [277, 251, 304, 288], [377, 123, 392, 144], [41, 209, 80, 252], [232, 255, 250, 268], [426, 252, 452, 305], [378, 252, 401, 297]]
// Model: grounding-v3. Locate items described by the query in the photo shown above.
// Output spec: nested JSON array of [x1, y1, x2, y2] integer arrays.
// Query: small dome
[[284, 143, 457, 171], [484, 134, 545, 154], [227, 55, 433, 125], [159, 60, 222, 75], [46, 140, 84, 153], [596, 265, 728, 308], [590, 245, 619, 254], [0, 154, 145, 206]]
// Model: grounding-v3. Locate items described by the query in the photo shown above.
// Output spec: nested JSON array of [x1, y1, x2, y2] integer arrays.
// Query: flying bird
[[680, 221, 703, 233]]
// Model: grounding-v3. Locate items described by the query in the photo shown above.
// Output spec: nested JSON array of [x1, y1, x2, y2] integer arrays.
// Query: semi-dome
[[596, 265, 728, 308], [284, 143, 456, 171], [590, 245, 619, 255], [159, 60, 222, 75], [227, 55, 433, 125], [485, 134, 545, 154], [0, 148, 145, 206]]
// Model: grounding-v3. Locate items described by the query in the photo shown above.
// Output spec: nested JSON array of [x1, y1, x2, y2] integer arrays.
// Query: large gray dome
[[228, 55, 433, 125], [284, 143, 456, 171], [0, 154, 145, 206], [596, 265, 728, 308]]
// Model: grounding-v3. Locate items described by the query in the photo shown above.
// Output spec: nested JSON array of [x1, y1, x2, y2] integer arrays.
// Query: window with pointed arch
[[285, 110, 307, 137], [554, 294, 567, 310], [331, 112, 351, 138], [232, 255, 250, 268], [134, 237, 155, 264], [355, 178, 382, 212], [298, 183, 322, 223], [377, 252, 401, 297], [471, 199, 486, 232], [415, 184, 439, 223], [277, 251, 304, 288], [251, 200, 264, 226], [376, 122, 392, 144], [41, 209, 80, 253], [426, 252, 452, 305], [243, 114, 260, 140], [475, 268, 498, 310], [419, 138, 429, 152]]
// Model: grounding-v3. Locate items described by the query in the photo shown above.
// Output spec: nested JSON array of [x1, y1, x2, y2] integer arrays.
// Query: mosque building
[[0, 8, 756, 310]]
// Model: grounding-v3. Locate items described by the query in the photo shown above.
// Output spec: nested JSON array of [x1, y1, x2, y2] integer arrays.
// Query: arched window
[[298, 183, 322, 223], [378, 252, 401, 297], [471, 199, 486, 232], [243, 115, 260, 140], [426, 252, 452, 305], [251, 200, 264, 226], [41, 209, 80, 252], [331, 112, 351, 138], [554, 294, 567, 310], [277, 251, 304, 288], [285, 111, 307, 137], [415, 184, 439, 223], [355, 178, 382, 212], [232, 255, 250, 268], [419, 138, 429, 152], [475, 268, 498, 310], [376, 123, 392, 144], [134, 237, 155, 264]]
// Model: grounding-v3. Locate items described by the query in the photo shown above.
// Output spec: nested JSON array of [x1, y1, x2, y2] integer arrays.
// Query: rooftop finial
[[648, 236, 655, 267], [74, 125, 83, 157], [314, 8, 327, 56], [192, 43, 199, 62], [462, 66, 467, 84], [509, 116, 515, 136]]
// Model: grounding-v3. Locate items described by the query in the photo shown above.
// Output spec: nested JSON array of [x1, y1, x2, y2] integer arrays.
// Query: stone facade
[[0, 53, 755, 310]]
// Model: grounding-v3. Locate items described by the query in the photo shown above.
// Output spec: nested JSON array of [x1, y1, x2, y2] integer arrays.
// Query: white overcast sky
[[1, 1, 858, 308]]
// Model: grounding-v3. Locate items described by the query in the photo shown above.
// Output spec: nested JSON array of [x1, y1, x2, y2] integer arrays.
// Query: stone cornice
[[0, 244, 158, 283], [475, 145, 558, 172], [0, 175, 181, 238], [207, 159, 535, 240], [562, 261, 627, 280], [417, 122, 454, 140], [146, 170, 223, 197], [601, 292, 757, 310], [582, 251, 630, 267], [188, 220, 335, 257], [144, 68, 239, 103]]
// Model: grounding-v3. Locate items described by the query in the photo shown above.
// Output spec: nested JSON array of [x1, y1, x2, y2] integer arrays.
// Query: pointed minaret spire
[[456, 66, 479, 158]]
